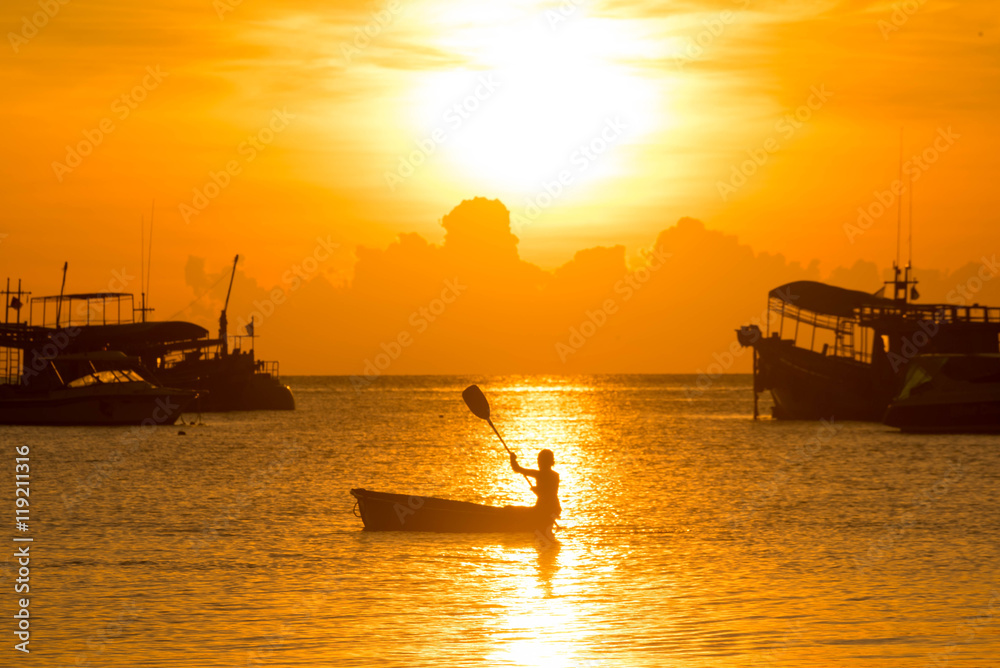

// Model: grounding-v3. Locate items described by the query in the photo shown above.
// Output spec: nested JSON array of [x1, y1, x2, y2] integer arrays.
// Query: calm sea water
[[7, 375, 1000, 667]]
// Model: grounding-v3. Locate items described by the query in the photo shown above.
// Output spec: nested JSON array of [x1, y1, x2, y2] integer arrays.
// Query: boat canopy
[[69, 321, 210, 347], [34, 292, 132, 300], [770, 280, 898, 318]]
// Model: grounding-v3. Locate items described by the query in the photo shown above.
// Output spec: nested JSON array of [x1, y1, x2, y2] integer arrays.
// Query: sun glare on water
[[406, 1, 667, 197]]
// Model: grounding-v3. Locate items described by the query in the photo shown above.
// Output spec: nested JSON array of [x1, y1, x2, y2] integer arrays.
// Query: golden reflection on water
[[475, 378, 603, 525], [484, 543, 588, 668], [28, 375, 1000, 667]]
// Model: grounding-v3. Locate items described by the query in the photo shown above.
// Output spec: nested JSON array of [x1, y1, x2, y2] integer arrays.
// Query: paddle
[[461, 384, 534, 488], [463, 384, 561, 534]]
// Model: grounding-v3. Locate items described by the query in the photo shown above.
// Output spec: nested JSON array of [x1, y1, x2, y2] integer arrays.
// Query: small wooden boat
[[350, 488, 553, 533]]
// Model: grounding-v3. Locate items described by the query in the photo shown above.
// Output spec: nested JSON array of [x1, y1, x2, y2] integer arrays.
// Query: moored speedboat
[[0, 351, 196, 426], [350, 489, 553, 533], [883, 354, 1000, 433]]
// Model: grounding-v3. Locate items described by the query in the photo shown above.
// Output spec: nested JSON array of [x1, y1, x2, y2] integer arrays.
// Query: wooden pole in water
[[752, 347, 759, 420]]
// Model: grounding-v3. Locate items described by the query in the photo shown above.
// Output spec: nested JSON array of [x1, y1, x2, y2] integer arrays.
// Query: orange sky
[[1, 0, 997, 374]]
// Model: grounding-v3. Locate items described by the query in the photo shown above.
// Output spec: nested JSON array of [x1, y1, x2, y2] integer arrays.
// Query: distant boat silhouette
[[0, 272, 197, 425], [0, 258, 294, 414], [736, 265, 1000, 423]]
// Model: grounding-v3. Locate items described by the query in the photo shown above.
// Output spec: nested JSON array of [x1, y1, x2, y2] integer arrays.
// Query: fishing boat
[[350, 489, 553, 533], [883, 354, 1000, 433], [2, 257, 294, 413], [736, 266, 1000, 421]]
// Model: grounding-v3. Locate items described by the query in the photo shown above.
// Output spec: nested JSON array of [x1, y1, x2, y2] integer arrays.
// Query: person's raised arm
[[510, 453, 539, 477]]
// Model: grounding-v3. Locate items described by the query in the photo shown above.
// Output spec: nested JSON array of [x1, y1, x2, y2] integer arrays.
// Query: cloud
[[184, 196, 984, 375]]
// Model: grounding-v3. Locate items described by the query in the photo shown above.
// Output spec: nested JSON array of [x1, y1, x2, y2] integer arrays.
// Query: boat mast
[[136, 204, 156, 323], [55, 262, 68, 327], [219, 254, 239, 356], [140, 214, 145, 322], [892, 128, 905, 302], [887, 128, 918, 303], [146, 201, 154, 320]]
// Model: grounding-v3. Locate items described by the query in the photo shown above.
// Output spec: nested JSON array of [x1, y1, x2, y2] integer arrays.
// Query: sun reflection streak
[[484, 542, 597, 668]]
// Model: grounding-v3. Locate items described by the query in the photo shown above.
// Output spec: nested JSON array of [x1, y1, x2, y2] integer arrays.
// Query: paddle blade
[[462, 385, 491, 420]]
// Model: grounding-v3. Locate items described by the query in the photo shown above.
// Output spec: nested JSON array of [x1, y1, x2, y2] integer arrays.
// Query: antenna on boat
[[893, 126, 903, 272], [55, 261, 68, 328], [137, 203, 156, 323], [886, 127, 919, 303], [219, 254, 239, 356], [907, 158, 918, 301], [908, 172, 914, 268], [140, 213, 146, 322], [146, 200, 154, 310]]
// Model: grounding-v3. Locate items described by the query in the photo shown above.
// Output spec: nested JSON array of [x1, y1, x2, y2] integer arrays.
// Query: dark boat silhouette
[[736, 266, 1000, 422], [351, 489, 553, 533], [0, 348, 196, 426], [1, 260, 294, 414], [1, 276, 197, 425], [883, 354, 1000, 433]]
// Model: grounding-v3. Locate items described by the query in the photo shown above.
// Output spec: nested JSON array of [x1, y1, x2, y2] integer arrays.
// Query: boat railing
[[770, 297, 1000, 367], [256, 360, 280, 380], [857, 303, 1000, 325], [30, 293, 135, 328], [769, 298, 874, 364]]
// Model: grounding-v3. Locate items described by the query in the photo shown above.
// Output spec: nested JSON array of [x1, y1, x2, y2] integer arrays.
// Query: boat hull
[[883, 354, 1000, 433], [753, 337, 894, 421], [0, 385, 196, 426], [884, 398, 1000, 433], [154, 358, 295, 412], [350, 489, 552, 533]]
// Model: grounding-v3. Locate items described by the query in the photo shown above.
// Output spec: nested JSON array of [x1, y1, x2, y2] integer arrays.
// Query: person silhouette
[[510, 449, 562, 522]]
